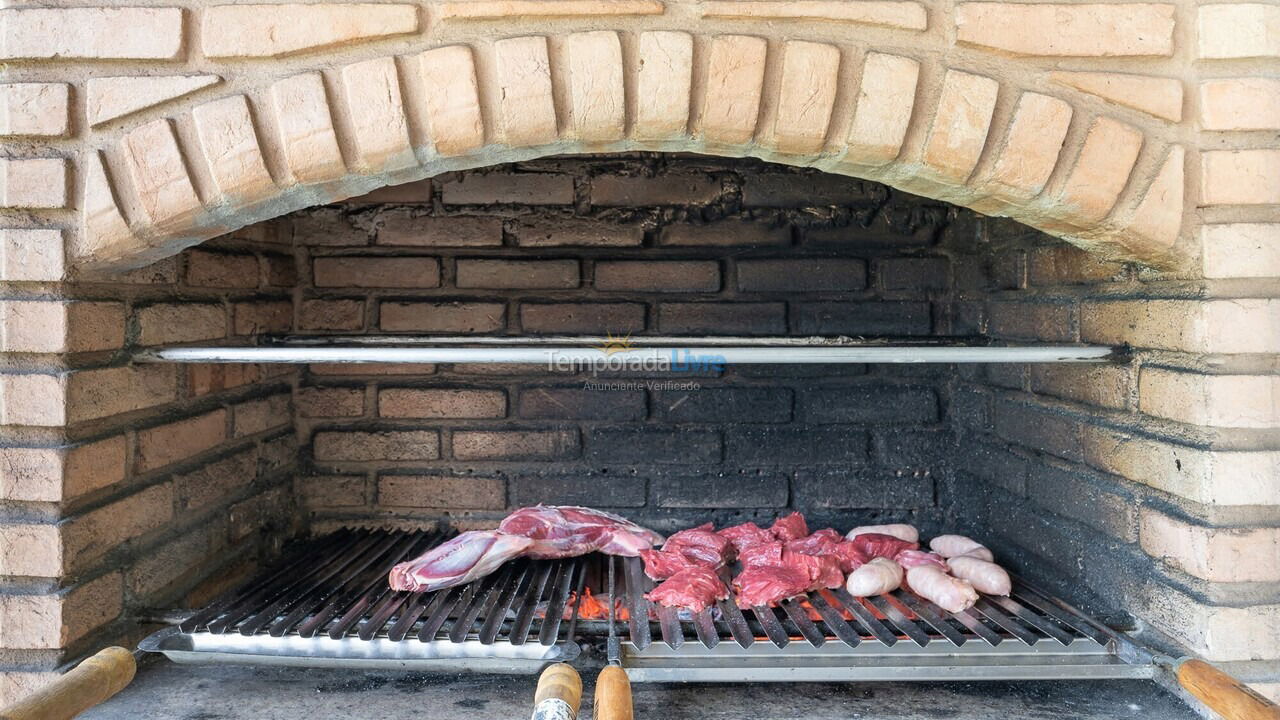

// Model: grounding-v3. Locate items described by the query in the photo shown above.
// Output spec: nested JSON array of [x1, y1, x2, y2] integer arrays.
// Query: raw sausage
[[947, 555, 1011, 596], [906, 565, 979, 613], [845, 557, 904, 597], [845, 524, 918, 543], [929, 534, 994, 562]]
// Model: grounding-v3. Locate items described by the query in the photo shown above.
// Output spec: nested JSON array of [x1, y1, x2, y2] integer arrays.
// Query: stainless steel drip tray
[[621, 637, 1153, 683], [141, 626, 578, 673]]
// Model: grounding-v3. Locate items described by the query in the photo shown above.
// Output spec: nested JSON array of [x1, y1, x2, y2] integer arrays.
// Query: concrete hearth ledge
[[83, 660, 1202, 719]]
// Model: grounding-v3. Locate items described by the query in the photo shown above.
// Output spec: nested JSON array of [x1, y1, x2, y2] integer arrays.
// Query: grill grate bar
[[623, 558, 653, 651], [989, 595, 1076, 646], [479, 561, 532, 644], [779, 598, 826, 647], [540, 559, 582, 646], [894, 591, 969, 647], [451, 563, 515, 643], [297, 531, 428, 639], [266, 532, 406, 638], [331, 532, 440, 639], [866, 594, 931, 648], [419, 583, 472, 642], [973, 598, 1042, 645], [952, 608, 1005, 646], [751, 606, 791, 648], [809, 590, 861, 648], [1010, 585, 1113, 644], [715, 597, 755, 649], [831, 589, 900, 646], [656, 605, 685, 650], [510, 562, 553, 646]]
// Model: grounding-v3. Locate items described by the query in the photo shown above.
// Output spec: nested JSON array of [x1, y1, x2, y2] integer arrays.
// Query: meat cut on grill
[[639, 523, 732, 580], [644, 565, 729, 613], [388, 505, 663, 592]]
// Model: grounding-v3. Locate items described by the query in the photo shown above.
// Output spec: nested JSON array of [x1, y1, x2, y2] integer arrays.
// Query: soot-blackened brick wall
[[290, 155, 961, 533]]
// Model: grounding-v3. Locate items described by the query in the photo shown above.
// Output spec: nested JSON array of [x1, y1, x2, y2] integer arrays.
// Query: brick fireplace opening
[[3, 154, 1278, 708]]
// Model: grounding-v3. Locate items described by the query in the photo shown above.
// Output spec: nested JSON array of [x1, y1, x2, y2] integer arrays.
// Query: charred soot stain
[[455, 698, 489, 709], [313, 674, 389, 693]]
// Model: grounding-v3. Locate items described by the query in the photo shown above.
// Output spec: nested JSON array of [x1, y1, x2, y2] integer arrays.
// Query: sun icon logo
[[592, 332, 634, 356]]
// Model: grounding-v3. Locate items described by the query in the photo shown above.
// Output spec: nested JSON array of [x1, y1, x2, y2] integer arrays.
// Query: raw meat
[[770, 512, 809, 541], [894, 549, 948, 570], [905, 565, 979, 613], [929, 534, 994, 562], [845, 523, 919, 543], [388, 531, 534, 592], [848, 532, 918, 560], [737, 540, 785, 569], [734, 564, 813, 608], [786, 529, 868, 573], [499, 505, 665, 558], [845, 557, 904, 597], [717, 521, 774, 554], [645, 566, 729, 613], [948, 555, 1012, 595], [640, 523, 732, 580]]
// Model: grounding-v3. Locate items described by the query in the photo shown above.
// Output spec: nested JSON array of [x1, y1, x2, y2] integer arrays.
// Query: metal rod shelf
[[132, 335, 1123, 365]]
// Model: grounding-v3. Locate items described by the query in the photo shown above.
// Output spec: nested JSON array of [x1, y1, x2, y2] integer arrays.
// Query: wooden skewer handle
[[594, 665, 634, 720], [1176, 659, 1280, 720], [0, 647, 136, 720], [531, 663, 582, 720]]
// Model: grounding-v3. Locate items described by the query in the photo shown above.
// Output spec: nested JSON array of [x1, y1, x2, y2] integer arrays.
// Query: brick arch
[[76, 30, 1189, 271]]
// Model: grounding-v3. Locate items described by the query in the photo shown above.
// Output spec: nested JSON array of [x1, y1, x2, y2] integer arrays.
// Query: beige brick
[[564, 31, 625, 142], [376, 213, 503, 247], [1121, 145, 1184, 258], [63, 483, 175, 567], [0, 671, 58, 707], [0, 524, 63, 577], [634, 32, 693, 140], [980, 92, 1072, 199], [0, 436, 127, 502], [1202, 150, 1280, 205], [340, 56, 414, 172], [137, 303, 226, 345], [435, 0, 661, 19], [988, 301, 1075, 341], [378, 474, 505, 509], [1139, 367, 1280, 428], [136, 410, 227, 472], [1141, 509, 1280, 582], [0, 7, 183, 60], [452, 430, 579, 460], [298, 474, 367, 507], [66, 365, 180, 423], [1030, 365, 1131, 410], [79, 152, 137, 265], [700, 35, 768, 144], [192, 95, 276, 202], [456, 259, 578, 289], [88, 75, 221, 127], [1198, 4, 1280, 59], [299, 299, 364, 331], [1201, 223, 1280, 279], [296, 387, 366, 417], [1050, 71, 1182, 122], [1081, 427, 1280, 506], [1140, 586, 1280, 661], [1055, 117, 1143, 223], [770, 41, 840, 154], [270, 73, 346, 185], [378, 388, 506, 418], [126, 523, 221, 600], [313, 256, 439, 288], [702, 0, 926, 29], [922, 70, 999, 183], [1082, 299, 1280, 354], [956, 3, 1175, 57], [121, 120, 203, 229], [187, 363, 263, 397], [175, 449, 257, 512], [0, 84, 69, 137], [186, 249, 259, 288], [0, 373, 67, 426], [233, 300, 292, 335], [494, 36, 558, 146], [0, 158, 67, 209], [0, 573, 122, 650], [0, 301, 124, 353], [0, 229, 65, 282], [202, 3, 417, 58], [380, 301, 505, 332], [313, 430, 440, 461], [1199, 78, 1280, 131], [233, 393, 290, 436], [1027, 244, 1127, 285], [844, 53, 919, 166], [417, 45, 485, 156]]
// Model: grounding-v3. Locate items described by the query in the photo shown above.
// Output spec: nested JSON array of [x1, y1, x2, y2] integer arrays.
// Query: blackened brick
[[993, 398, 1084, 462], [874, 428, 949, 467], [299, 299, 365, 331], [376, 213, 503, 247], [793, 301, 932, 335], [726, 427, 868, 465], [801, 385, 938, 423], [955, 441, 1029, 496], [380, 301, 505, 332], [659, 303, 786, 334], [313, 256, 439, 288], [521, 303, 645, 333], [651, 473, 789, 508], [1025, 463, 1137, 542], [441, 172, 574, 205], [741, 173, 880, 207], [803, 217, 939, 248], [509, 475, 647, 507], [735, 364, 868, 378], [793, 468, 934, 509], [653, 387, 792, 423], [595, 261, 720, 292], [659, 219, 791, 247], [877, 257, 950, 291], [518, 387, 647, 420], [736, 259, 866, 292], [514, 216, 643, 247], [586, 428, 721, 464], [456, 259, 579, 289], [591, 173, 723, 206]]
